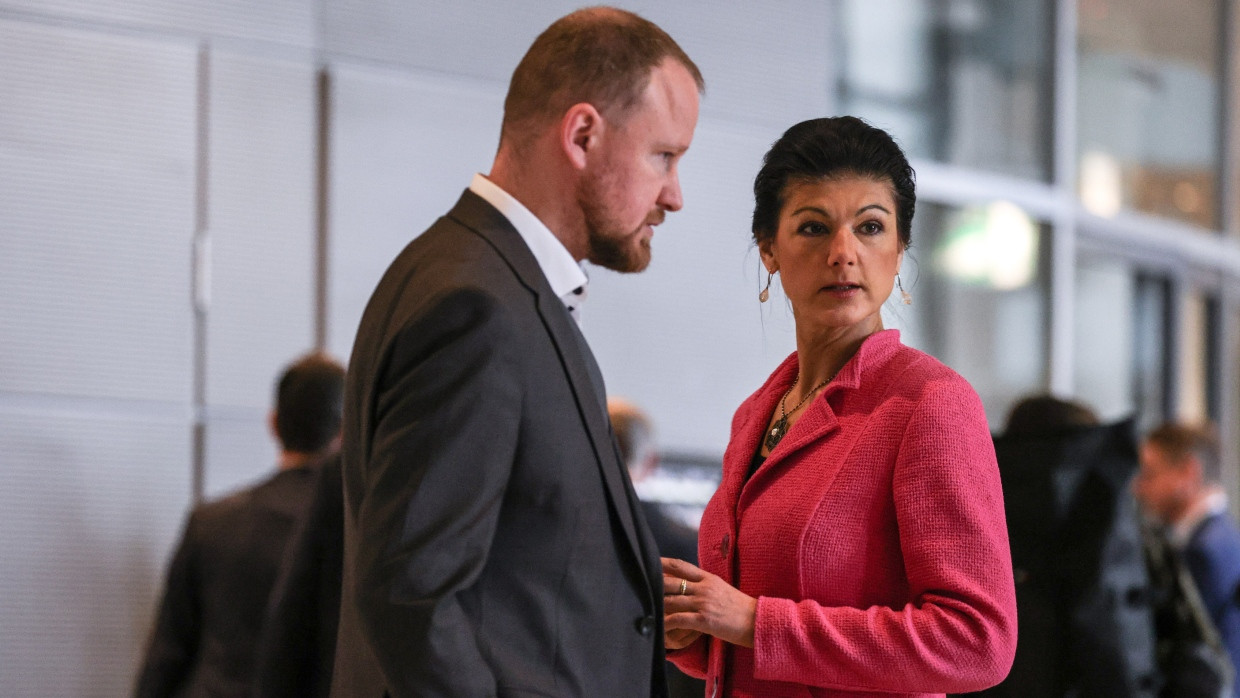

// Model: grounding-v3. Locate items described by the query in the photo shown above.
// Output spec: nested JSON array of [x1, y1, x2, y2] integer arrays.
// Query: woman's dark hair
[[752, 116, 915, 249]]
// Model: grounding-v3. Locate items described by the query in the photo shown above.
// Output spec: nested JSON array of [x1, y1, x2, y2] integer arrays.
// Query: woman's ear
[[560, 102, 603, 171], [758, 237, 778, 274]]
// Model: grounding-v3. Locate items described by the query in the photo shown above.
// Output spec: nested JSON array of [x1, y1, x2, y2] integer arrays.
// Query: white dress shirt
[[469, 173, 589, 325]]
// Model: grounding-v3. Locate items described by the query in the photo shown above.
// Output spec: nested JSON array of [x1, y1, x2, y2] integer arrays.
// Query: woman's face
[[759, 175, 904, 336]]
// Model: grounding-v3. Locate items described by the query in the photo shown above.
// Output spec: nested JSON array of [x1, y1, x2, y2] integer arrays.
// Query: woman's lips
[[822, 283, 862, 296]]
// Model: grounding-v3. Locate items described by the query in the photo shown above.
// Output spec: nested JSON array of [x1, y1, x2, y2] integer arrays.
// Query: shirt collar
[[469, 174, 588, 323], [1170, 489, 1229, 549]]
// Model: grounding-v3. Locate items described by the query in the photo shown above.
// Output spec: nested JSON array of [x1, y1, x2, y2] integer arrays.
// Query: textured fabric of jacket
[[670, 330, 1017, 697]]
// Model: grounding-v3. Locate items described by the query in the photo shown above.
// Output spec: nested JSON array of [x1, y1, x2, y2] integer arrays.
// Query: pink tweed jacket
[[670, 330, 1017, 697]]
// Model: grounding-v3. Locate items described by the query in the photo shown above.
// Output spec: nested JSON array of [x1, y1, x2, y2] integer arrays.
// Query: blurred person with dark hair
[[965, 394, 1162, 697], [333, 7, 703, 697], [661, 116, 1016, 697], [1137, 422, 1240, 695], [610, 397, 705, 698], [134, 353, 345, 698]]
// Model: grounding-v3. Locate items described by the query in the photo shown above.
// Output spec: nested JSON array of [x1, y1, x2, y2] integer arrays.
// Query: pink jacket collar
[[728, 329, 904, 494]]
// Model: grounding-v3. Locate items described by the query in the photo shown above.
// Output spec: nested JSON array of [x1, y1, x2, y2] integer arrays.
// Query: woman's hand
[[662, 557, 757, 648], [664, 626, 701, 651]]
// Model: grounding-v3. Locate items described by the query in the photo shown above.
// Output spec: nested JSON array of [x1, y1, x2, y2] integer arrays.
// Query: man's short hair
[[609, 398, 655, 474], [274, 353, 346, 453], [500, 6, 704, 149], [1003, 394, 1099, 436], [1146, 422, 1222, 483]]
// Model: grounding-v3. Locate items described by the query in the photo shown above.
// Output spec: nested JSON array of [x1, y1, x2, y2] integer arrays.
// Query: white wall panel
[[326, 65, 503, 357], [585, 120, 796, 455], [205, 50, 318, 409], [0, 19, 196, 403], [0, 0, 316, 47], [323, 1, 831, 130], [323, 0, 581, 80], [203, 408, 278, 499], [636, 1, 834, 129], [0, 410, 191, 698]]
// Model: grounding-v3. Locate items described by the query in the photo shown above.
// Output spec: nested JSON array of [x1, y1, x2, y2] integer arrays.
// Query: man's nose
[[659, 173, 683, 212]]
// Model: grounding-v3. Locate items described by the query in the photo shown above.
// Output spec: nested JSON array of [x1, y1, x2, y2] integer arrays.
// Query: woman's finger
[[663, 611, 706, 634], [660, 556, 706, 581]]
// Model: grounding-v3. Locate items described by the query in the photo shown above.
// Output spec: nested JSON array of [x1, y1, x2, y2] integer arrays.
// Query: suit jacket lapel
[[446, 191, 651, 583]]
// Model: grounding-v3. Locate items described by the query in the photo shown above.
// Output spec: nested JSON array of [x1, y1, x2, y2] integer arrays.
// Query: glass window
[[1077, 0, 1224, 229], [1176, 290, 1218, 423], [835, 0, 1054, 180], [886, 202, 1048, 428], [1073, 255, 1170, 428]]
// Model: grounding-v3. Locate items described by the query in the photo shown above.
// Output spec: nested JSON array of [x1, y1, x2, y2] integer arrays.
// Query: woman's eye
[[798, 221, 828, 236], [858, 221, 883, 235]]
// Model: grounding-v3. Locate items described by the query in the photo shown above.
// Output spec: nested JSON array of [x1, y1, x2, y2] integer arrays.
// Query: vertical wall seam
[[191, 42, 211, 503]]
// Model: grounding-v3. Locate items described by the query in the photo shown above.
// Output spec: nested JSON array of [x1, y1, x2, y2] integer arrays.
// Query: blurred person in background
[[133, 353, 345, 698], [252, 449, 344, 698], [610, 397, 705, 698], [964, 394, 1160, 697], [1137, 422, 1240, 696], [660, 116, 1016, 697], [610, 396, 699, 563]]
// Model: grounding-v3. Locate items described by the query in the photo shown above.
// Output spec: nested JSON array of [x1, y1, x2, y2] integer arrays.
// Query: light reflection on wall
[[932, 201, 1039, 290]]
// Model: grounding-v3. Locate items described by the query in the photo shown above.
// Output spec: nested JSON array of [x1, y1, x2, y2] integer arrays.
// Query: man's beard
[[577, 173, 657, 274]]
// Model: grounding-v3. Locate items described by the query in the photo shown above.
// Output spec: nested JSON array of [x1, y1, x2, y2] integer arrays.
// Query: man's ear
[[560, 102, 603, 171]]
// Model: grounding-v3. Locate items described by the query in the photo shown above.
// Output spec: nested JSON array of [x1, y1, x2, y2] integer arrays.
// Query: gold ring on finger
[[678, 579, 688, 596]]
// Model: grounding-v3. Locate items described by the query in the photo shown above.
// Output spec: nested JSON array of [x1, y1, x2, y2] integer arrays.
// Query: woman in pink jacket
[[662, 117, 1018, 697]]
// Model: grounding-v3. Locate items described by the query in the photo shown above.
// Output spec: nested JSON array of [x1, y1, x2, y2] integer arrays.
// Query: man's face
[[1134, 443, 1196, 524], [577, 59, 700, 273]]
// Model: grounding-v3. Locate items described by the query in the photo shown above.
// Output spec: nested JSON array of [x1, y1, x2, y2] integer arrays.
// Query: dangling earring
[[759, 271, 773, 303], [897, 273, 912, 305]]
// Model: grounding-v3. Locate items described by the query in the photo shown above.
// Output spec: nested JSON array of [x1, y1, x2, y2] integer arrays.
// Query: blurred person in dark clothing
[[610, 397, 699, 563], [963, 395, 1161, 697], [609, 397, 704, 698], [133, 353, 345, 698], [1137, 422, 1240, 697], [252, 452, 343, 698]]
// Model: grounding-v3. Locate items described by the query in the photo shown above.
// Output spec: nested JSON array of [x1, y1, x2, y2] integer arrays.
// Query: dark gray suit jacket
[[332, 191, 667, 698], [134, 464, 318, 698]]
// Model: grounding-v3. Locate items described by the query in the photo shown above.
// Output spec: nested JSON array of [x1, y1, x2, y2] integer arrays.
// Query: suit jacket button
[[636, 615, 654, 637]]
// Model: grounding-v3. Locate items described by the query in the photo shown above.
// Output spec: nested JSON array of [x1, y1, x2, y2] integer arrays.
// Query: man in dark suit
[[332, 8, 702, 697], [134, 353, 346, 697], [1136, 423, 1240, 697], [253, 451, 344, 698]]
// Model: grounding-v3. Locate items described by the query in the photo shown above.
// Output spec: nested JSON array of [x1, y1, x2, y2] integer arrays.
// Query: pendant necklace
[[764, 373, 833, 451]]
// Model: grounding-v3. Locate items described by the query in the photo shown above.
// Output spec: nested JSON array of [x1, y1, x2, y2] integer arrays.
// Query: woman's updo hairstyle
[[752, 116, 915, 250]]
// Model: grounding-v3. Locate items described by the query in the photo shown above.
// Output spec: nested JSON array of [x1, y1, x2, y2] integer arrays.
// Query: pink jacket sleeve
[[751, 383, 1017, 693], [666, 635, 709, 679]]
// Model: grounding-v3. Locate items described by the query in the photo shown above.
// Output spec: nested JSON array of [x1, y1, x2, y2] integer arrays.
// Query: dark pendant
[[765, 415, 789, 451]]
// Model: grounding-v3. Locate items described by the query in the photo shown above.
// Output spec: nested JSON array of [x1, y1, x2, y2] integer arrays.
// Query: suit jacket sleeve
[[353, 288, 523, 697], [666, 634, 709, 678], [751, 381, 1018, 693], [133, 513, 201, 698]]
